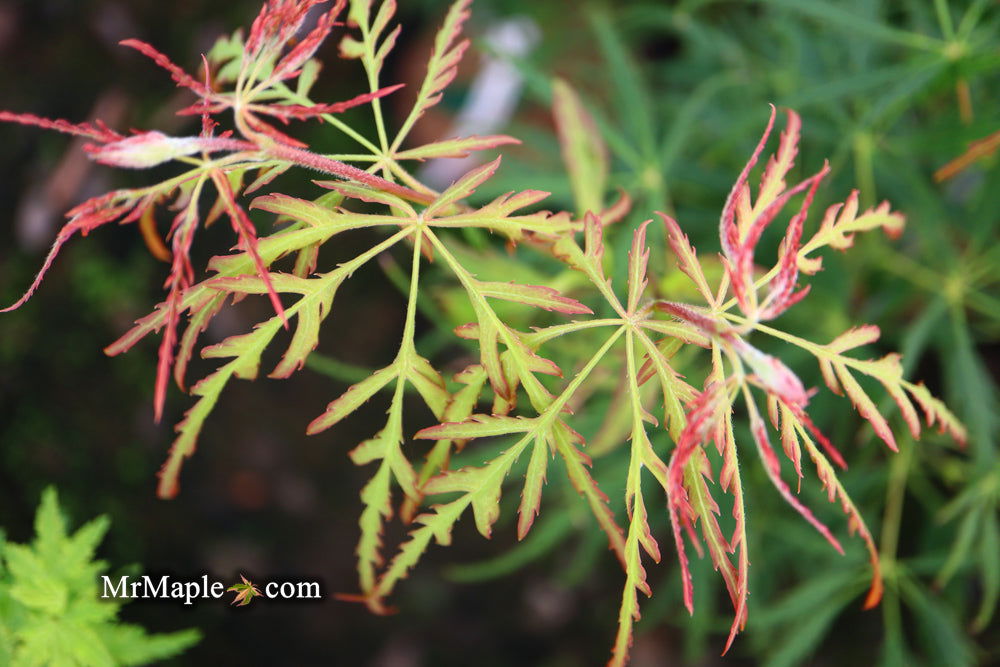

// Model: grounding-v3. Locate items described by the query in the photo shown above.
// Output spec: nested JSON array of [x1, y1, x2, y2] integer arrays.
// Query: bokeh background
[[0, 0, 997, 665]]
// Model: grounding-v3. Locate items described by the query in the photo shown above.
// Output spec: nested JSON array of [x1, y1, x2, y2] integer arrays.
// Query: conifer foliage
[[1, 1, 965, 663]]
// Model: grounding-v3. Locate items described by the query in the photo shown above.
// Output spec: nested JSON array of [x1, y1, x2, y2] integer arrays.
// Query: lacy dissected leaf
[[610, 329, 671, 667], [745, 389, 845, 549], [379, 415, 609, 614], [258, 159, 571, 243], [422, 186, 582, 407], [779, 405, 884, 608], [797, 190, 905, 274], [241, 158, 588, 599], [320, 338, 449, 594], [477, 280, 593, 315], [417, 428, 538, 540], [1, 0, 489, 509], [107, 207, 380, 366], [342, 0, 400, 71], [418, 415, 536, 440], [394, 134, 520, 161], [623, 108, 965, 659], [815, 325, 967, 449], [366, 326, 628, 615], [634, 331, 696, 439], [713, 368, 749, 652], [717, 106, 830, 320], [607, 222, 697, 663], [3, 0, 432, 447], [405, 442, 571, 603], [155, 226, 412, 498], [552, 78, 608, 216], [660, 212, 716, 306], [683, 448, 742, 619], [309, 365, 400, 435], [616, 221, 700, 439], [160, 314, 282, 498], [667, 381, 728, 617], [402, 365, 490, 523], [390, 0, 472, 153], [170, 0, 399, 142], [211, 272, 338, 378], [352, 406, 418, 590]]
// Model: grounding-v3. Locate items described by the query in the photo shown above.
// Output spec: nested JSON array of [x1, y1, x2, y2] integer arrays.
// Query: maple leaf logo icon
[[227, 575, 262, 607]]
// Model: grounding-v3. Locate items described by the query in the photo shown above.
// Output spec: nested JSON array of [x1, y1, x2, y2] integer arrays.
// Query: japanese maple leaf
[[227, 575, 262, 606]]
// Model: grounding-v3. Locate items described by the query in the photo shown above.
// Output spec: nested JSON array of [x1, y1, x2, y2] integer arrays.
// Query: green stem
[[305, 354, 375, 384], [274, 84, 382, 154], [399, 228, 424, 357], [853, 130, 876, 209], [933, 0, 956, 40], [378, 250, 469, 351], [357, 17, 391, 156], [525, 319, 625, 347], [880, 439, 913, 567], [958, 0, 992, 39]]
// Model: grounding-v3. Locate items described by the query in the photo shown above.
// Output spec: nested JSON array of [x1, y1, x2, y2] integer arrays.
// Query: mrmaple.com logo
[[101, 574, 321, 606]]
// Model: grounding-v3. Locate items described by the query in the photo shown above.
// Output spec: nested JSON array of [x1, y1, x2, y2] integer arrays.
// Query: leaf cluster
[[0, 0, 988, 665], [501, 0, 996, 663], [0, 488, 199, 666]]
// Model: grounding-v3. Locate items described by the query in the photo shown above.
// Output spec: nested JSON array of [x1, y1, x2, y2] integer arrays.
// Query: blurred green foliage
[[0, 487, 199, 665]]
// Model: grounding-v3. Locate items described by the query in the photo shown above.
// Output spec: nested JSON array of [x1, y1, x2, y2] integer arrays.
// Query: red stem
[[262, 143, 434, 205]]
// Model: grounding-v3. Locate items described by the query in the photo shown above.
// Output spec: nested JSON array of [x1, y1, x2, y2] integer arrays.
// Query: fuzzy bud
[[733, 339, 809, 407], [86, 131, 205, 169]]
